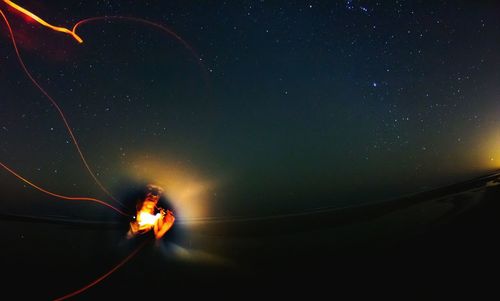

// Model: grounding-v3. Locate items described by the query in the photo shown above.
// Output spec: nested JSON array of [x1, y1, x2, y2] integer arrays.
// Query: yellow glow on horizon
[[478, 129, 500, 170]]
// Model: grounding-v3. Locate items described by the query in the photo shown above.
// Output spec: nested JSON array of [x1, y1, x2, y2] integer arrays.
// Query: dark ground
[[2, 173, 500, 299]]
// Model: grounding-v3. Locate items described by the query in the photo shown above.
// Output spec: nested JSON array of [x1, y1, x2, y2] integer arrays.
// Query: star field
[[1, 1, 500, 217]]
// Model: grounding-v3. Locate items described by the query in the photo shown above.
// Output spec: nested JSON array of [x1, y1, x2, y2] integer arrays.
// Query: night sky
[[1, 0, 500, 219]]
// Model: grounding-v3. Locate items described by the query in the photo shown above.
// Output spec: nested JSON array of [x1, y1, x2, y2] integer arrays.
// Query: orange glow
[[129, 209, 175, 240], [126, 156, 218, 219], [3, 0, 83, 43], [137, 211, 162, 227], [128, 185, 175, 239]]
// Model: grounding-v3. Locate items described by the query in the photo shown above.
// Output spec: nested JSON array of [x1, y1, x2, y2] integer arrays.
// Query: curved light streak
[[3, 0, 83, 43]]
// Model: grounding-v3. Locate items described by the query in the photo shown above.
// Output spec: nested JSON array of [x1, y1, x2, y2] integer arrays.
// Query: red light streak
[[0, 6, 122, 207], [0, 161, 129, 217], [0, 2, 198, 298], [54, 240, 148, 300]]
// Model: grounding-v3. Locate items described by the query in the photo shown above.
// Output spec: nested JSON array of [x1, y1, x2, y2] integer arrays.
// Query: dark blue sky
[[1, 1, 500, 218]]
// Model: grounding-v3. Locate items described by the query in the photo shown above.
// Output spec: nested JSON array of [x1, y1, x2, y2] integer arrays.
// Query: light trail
[[0, 161, 129, 217], [0, 6, 210, 206], [72, 16, 211, 87], [0, 8, 123, 207], [54, 240, 148, 300], [1, 2, 208, 218], [3, 0, 83, 43], [0, 3, 202, 299], [3, 0, 209, 82]]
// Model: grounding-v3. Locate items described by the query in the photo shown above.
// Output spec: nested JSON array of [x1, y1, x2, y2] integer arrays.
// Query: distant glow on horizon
[[480, 129, 500, 170]]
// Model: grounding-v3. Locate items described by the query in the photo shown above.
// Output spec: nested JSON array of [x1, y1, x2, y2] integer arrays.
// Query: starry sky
[[1, 0, 500, 219]]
